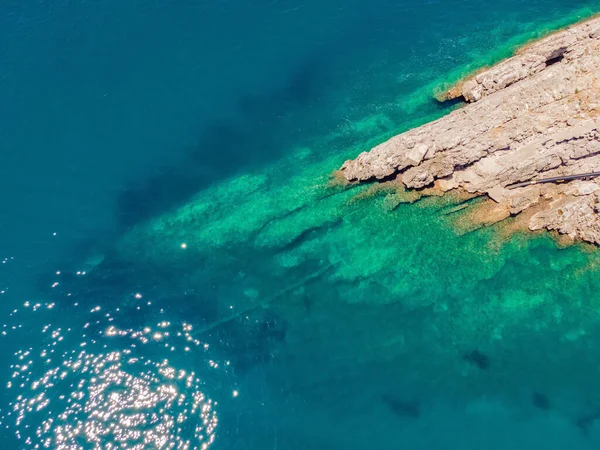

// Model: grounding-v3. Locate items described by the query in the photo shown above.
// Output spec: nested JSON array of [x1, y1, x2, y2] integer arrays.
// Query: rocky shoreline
[[339, 17, 600, 245]]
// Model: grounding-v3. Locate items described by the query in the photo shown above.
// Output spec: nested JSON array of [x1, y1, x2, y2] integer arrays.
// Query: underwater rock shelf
[[340, 17, 600, 244]]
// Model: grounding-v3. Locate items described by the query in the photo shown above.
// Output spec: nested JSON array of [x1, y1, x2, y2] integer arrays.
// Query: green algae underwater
[[80, 4, 600, 447]]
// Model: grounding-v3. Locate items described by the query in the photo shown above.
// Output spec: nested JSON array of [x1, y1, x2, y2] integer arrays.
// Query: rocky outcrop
[[339, 17, 600, 245]]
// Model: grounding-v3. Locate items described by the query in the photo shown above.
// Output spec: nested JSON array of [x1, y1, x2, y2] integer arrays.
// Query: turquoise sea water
[[3, 1, 600, 448]]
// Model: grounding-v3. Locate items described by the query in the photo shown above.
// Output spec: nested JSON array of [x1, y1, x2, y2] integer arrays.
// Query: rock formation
[[339, 17, 600, 244]]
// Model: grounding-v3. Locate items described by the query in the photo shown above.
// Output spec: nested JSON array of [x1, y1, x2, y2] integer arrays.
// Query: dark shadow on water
[[381, 394, 420, 419], [430, 95, 465, 111], [532, 391, 551, 410], [576, 407, 600, 435], [462, 349, 491, 370], [117, 56, 327, 229]]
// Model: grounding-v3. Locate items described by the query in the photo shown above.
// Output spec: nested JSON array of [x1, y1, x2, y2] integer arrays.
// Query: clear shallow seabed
[[2, 1, 600, 449]]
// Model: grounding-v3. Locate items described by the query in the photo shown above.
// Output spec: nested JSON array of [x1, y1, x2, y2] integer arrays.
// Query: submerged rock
[[463, 349, 491, 370], [339, 17, 600, 245], [381, 394, 420, 419], [531, 392, 551, 410]]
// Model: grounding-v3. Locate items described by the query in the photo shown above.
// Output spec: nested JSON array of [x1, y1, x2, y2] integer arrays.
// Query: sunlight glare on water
[[2, 298, 220, 450]]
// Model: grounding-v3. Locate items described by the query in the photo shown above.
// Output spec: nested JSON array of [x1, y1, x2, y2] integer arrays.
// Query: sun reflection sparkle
[[2, 298, 219, 450]]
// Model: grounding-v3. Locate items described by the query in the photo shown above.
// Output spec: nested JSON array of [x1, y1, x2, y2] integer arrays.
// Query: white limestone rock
[[339, 17, 600, 244]]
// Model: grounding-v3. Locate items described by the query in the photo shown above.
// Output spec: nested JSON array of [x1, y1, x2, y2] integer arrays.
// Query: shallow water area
[[3, 1, 600, 449]]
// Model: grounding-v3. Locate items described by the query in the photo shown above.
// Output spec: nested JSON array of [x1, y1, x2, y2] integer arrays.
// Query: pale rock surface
[[339, 17, 600, 245]]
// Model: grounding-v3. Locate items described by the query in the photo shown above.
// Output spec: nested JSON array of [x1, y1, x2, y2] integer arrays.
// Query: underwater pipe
[[192, 262, 337, 336], [506, 171, 600, 190]]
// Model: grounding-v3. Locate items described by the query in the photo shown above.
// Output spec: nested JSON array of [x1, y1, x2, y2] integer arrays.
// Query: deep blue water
[[2, 1, 600, 449]]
